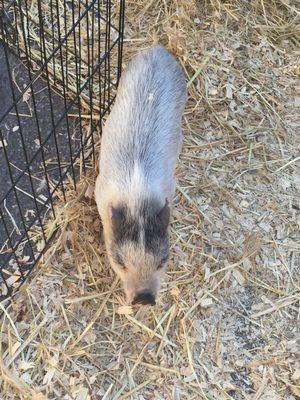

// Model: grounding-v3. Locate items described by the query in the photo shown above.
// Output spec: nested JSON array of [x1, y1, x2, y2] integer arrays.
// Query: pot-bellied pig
[[95, 45, 187, 306]]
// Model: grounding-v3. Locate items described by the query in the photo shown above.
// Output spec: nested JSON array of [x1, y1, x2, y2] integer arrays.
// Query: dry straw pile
[[1, 0, 299, 399]]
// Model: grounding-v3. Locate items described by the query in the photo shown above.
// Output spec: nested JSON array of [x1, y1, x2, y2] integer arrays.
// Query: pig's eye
[[118, 260, 126, 269], [117, 260, 127, 271], [112, 253, 125, 269], [157, 256, 169, 270]]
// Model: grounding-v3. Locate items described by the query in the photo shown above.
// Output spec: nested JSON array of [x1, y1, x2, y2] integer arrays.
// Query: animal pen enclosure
[[0, 0, 125, 299], [0, 1, 299, 399]]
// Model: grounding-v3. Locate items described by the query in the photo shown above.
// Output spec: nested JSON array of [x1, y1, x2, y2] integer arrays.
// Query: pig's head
[[105, 198, 170, 306]]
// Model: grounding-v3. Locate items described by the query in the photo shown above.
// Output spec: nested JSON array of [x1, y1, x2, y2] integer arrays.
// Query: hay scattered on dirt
[[1, 1, 300, 399]]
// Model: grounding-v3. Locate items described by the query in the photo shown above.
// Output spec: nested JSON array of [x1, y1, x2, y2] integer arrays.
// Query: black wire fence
[[0, 0, 125, 300]]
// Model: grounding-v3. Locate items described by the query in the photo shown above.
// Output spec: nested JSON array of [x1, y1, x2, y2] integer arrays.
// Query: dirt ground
[[0, 44, 80, 285], [0, 1, 299, 399]]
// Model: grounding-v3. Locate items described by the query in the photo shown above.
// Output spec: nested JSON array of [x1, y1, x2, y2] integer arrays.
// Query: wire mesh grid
[[0, 0, 125, 300]]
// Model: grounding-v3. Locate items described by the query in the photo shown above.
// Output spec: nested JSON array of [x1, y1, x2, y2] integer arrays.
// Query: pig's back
[[98, 46, 187, 205]]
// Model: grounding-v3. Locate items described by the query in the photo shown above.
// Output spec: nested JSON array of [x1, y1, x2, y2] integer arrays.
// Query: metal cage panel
[[0, 0, 125, 299]]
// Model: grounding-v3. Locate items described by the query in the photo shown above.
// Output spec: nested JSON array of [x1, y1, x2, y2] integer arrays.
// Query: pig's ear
[[157, 200, 170, 233], [109, 205, 125, 232]]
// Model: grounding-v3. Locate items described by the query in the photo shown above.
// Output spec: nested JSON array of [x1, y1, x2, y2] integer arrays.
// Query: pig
[[95, 45, 187, 306]]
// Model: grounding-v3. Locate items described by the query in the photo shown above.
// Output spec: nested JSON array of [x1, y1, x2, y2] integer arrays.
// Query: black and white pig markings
[[95, 45, 187, 306]]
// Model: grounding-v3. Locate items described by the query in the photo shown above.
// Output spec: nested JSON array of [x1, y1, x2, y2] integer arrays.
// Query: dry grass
[[1, 0, 300, 399]]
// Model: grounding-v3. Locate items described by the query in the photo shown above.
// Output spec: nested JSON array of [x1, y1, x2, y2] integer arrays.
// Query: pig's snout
[[124, 271, 161, 306], [132, 291, 156, 306]]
